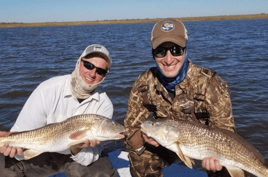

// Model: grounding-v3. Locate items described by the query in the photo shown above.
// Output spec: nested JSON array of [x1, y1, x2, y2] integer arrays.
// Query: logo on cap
[[161, 21, 174, 32], [93, 46, 109, 56]]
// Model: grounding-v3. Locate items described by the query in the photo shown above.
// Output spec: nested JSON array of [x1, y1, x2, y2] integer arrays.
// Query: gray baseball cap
[[81, 44, 112, 69]]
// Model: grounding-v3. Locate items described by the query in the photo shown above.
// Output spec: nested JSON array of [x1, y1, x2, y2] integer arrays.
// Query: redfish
[[141, 119, 268, 177], [0, 114, 125, 160]]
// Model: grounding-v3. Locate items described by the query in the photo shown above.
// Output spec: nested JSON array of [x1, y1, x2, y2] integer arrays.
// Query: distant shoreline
[[1, 13, 268, 28]]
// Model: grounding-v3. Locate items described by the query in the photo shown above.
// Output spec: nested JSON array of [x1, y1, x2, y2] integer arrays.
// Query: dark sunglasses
[[81, 59, 108, 76], [153, 45, 185, 58]]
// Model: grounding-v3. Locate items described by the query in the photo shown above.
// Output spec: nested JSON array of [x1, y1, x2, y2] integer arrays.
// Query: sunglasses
[[153, 45, 185, 58], [81, 59, 108, 76]]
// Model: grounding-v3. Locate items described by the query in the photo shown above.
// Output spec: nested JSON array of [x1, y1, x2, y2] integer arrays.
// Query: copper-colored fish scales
[[141, 119, 268, 177], [0, 114, 125, 160]]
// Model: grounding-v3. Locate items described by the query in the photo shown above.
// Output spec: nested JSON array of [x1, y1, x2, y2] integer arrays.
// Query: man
[[0, 44, 118, 177], [124, 18, 235, 177]]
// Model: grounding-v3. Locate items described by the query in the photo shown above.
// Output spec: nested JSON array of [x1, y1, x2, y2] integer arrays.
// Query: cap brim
[[91, 51, 112, 68], [152, 36, 186, 49], [81, 51, 112, 69]]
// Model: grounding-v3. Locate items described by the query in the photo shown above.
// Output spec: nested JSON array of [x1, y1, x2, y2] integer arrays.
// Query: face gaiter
[[70, 58, 105, 99]]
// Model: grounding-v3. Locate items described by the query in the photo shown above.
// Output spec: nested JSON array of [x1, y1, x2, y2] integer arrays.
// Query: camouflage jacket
[[124, 60, 236, 149]]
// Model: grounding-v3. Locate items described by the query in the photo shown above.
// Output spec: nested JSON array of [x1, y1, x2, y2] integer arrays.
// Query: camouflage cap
[[151, 18, 188, 49]]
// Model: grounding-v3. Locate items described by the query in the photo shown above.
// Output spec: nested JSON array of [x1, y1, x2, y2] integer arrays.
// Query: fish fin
[[24, 150, 43, 160], [69, 130, 88, 140], [226, 167, 245, 177], [175, 142, 193, 169]]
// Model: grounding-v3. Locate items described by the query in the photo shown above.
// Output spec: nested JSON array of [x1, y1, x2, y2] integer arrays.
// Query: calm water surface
[[0, 19, 267, 176]]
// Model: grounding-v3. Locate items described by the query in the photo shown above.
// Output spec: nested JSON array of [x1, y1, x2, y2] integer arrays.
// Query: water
[[0, 19, 268, 176]]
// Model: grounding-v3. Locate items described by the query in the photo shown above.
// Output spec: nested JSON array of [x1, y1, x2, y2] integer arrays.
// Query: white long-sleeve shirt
[[10, 74, 113, 166]]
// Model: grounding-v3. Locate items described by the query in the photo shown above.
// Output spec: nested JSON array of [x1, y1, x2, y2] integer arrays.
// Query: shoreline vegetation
[[1, 13, 268, 28]]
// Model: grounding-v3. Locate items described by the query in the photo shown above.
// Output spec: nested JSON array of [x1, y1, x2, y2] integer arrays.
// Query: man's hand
[[128, 130, 145, 150], [142, 133, 159, 147], [0, 131, 12, 137], [0, 131, 24, 158], [202, 157, 222, 172], [128, 130, 160, 150], [70, 139, 100, 156]]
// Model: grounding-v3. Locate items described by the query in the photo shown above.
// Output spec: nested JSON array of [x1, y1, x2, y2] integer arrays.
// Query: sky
[[0, 0, 267, 23]]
